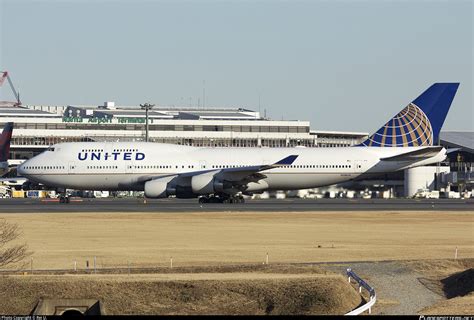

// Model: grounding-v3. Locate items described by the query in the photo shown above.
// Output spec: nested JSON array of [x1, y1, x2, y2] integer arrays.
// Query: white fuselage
[[18, 142, 446, 195]]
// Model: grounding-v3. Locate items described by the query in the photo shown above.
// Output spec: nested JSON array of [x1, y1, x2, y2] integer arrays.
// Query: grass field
[[0, 272, 361, 315], [1, 210, 473, 270], [410, 259, 474, 315], [420, 293, 474, 315], [1, 211, 472, 315]]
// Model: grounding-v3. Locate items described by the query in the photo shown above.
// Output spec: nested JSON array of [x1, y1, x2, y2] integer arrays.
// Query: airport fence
[[344, 268, 376, 316], [0, 258, 278, 276]]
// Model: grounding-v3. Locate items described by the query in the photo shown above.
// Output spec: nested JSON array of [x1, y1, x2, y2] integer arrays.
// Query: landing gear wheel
[[59, 195, 70, 204], [228, 195, 244, 204], [208, 196, 219, 203], [236, 197, 244, 204], [199, 197, 209, 204], [202, 195, 245, 204]]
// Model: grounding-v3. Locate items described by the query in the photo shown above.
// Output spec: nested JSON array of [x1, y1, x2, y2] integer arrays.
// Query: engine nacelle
[[191, 171, 235, 195], [144, 175, 177, 198], [191, 171, 217, 194], [243, 180, 269, 192]]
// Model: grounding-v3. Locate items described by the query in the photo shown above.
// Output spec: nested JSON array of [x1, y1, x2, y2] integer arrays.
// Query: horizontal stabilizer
[[380, 146, 444, 162], [446, 148, 461, 154]]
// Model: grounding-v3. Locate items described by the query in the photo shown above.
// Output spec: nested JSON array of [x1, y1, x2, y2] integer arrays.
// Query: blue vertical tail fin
[[358, 83, 459, 147]]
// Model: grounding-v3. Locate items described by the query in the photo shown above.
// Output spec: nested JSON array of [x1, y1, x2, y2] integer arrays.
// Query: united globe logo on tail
[[360, 103, 433, 147], [357, 83, 459, 148]]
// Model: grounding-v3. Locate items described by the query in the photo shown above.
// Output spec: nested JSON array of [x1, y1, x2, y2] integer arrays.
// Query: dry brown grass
[[419, 293, 474, 315], [0, 273, 361, 315], [409, 259, 474, 295], [408, 258, 474, 275], [1, 210, 471, 315], [409, 259, 474, 315], [0, 210, 472, 270]]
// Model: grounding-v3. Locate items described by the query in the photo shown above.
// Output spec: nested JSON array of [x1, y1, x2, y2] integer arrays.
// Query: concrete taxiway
[[0, 198, 472, 213]]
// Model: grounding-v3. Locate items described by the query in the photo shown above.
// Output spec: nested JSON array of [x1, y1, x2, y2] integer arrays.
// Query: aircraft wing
[[380, 146, 444, 162], [138, 155, 299, 191], [215, 155, 298, 182]]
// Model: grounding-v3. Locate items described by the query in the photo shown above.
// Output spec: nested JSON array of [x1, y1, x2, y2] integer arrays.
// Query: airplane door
[[353, 160, 366, 173], [68, 162, 76, 174], [126, 160, 135, 174], [199, 161, 207, 170]]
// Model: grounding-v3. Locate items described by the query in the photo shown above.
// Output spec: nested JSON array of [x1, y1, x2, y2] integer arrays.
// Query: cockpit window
[[47, 147, 55, 152]]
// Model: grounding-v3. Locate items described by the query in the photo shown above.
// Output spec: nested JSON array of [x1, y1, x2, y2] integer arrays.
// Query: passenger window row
[[127, 165, 172, 169], [23, 166, 65, 170], [209, 164, 354, 169], [23, 163, 359, 171], [284, 164, 353, 169], [80, 149, 139, 152], [113, 149, 138, 152]]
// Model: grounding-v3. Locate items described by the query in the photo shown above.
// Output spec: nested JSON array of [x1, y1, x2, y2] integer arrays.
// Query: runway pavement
[[0, 197, 473, 213]]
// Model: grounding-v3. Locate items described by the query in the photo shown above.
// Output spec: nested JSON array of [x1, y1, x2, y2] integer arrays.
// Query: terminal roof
[[440, 131, 474, 153]]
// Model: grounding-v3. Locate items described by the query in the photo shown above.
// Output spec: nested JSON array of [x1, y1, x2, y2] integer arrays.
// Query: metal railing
[[345, 268, 376, 316]]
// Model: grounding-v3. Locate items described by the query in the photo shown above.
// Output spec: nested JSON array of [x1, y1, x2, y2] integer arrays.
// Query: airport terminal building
[[1, 102, 368, 163]]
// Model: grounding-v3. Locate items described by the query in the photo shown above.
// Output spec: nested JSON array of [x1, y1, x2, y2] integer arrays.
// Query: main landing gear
[[58, 194, 70, 203], [55, 188, 71, 204], [198, 194, 245, 204]]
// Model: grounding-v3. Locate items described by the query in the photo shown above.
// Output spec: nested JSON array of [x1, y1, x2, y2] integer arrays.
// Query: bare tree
[[0, 219, 31, 268]]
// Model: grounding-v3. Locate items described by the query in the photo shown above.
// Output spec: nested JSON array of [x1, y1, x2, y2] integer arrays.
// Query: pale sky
[[1, 0, 472, 133]]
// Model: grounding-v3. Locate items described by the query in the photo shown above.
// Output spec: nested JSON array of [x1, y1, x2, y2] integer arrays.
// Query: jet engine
[[191, 171, 235, 195], [144, 175, 177, 198], [243, 180, 269, 192]]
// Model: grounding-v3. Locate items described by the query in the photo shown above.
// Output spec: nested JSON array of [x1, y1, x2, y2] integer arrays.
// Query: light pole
[[140, 103, 155, 142]]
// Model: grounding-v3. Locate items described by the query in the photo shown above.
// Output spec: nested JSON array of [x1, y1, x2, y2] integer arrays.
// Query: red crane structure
[[0, 71, 21, 106]]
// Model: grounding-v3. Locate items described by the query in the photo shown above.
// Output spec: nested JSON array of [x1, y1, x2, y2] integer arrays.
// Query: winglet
[[274, 155, 298, 166]]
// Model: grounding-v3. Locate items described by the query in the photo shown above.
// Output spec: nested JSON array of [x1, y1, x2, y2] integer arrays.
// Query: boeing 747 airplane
[[18, 83, 459, 203]]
